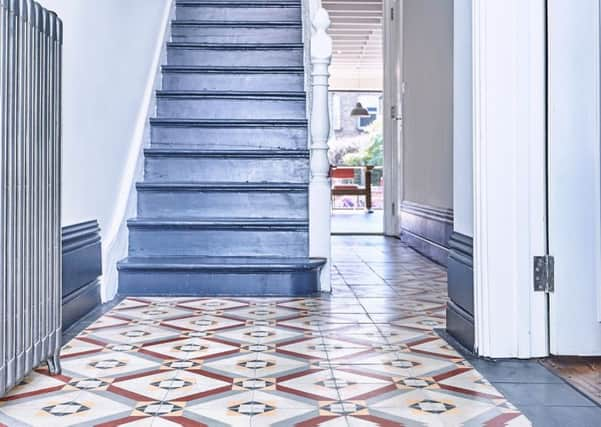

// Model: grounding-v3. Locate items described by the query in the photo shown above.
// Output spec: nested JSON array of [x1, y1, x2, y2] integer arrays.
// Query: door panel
[[548, 0, 601, 355], [383, 0, 403, 236]]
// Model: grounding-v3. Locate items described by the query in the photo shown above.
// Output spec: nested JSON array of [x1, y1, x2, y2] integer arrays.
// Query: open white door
[[548, 0, 601, 355], [383, 0, 402, 236]]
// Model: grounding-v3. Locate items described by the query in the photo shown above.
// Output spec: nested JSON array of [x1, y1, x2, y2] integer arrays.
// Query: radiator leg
[[47, 353, 61, 376]]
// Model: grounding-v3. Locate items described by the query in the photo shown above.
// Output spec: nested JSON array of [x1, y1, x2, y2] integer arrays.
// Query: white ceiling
[[322, 0, 384, 90]]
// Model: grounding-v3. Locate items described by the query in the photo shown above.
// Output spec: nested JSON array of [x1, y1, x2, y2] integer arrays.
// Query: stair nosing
[[176, 1, 301, 7], [167, 42, 303, 50], [161, 65, 304, 74], [172, 20, 302, 28], [118, 256, 326, 272], [156, 90, 306, 100], [136, 182, 308, 192], [127, 218, 309, 231], [144, 147, 309, 157], [149, 118, 308, 128]]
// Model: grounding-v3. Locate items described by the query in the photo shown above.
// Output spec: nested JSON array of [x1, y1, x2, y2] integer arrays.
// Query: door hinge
[[534, 255, 554, 293], [391, 105, 402, 121], [391, 7, 395, 20], [392, 202, 396, 216]]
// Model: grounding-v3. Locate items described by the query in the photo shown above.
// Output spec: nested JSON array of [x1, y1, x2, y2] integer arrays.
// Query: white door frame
[[381, 0, 550, 358], [383, 0, 403, 237], [472, 0, 548, 358]]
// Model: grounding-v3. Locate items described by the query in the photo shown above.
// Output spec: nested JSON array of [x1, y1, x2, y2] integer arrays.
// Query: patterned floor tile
[[214, 325, 307, 345], [368, 389, 506, 425], [0, 390, 131, 426], [61, 350, 162, 379], [203, 352, 311, 379], [186, 390, 316, 426], [87, 324, 181, 345], [177, 298, 249, 312], [59, 337, 105, 357], [161, 314, 246, 333], [141, 336, 240, 361], [0, 237, 530, 426], [115, 305, 193, 321], [0, 371, 67, 401]]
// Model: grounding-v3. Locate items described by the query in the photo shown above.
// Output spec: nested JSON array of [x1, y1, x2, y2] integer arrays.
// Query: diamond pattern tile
[[0, 237, 530, 426]]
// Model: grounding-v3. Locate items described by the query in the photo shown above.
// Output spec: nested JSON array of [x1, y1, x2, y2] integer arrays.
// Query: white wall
[[37, 0, 173, 300], [330, 69, 383, 92], [453, 0, 473, 236], [402, 0, 454, 210]]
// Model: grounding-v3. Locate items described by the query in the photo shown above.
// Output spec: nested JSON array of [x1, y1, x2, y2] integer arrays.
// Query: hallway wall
[[446, 0, 475, 351], [399, 0, 454, 265], [38, 0, 173, 300], [402, 0, 453, 210], [452, 0, 474, 239]]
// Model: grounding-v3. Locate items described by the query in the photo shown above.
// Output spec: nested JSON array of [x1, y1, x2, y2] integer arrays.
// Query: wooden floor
[[541, 357, 601, 405]]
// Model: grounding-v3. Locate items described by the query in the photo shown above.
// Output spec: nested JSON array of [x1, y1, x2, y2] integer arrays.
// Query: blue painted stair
[[118, 0, 325, 296]]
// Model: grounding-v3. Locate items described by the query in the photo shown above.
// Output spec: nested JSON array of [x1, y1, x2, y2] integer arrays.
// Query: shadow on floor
[[331, 210, 383, 234]]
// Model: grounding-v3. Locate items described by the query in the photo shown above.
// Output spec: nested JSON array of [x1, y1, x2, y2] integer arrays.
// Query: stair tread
[[176, 1, 301, 6], [168, 42, 303, 48], [144, 147, 308, 156], [129, 217, 307, 225], [128, 218, 309, 231], [156, 90, 306, 99], [162, 65, 303, 72], [137, 182, 308, 189], [150, 117, 307, 125], [173, 20, 301, 27], [118, 256, 325, 270]]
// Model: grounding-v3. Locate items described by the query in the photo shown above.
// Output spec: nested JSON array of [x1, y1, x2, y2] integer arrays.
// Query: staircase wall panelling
[[62, 220, 102, 331], [400, 201, 453, 266], [446, 232, 474, 351]]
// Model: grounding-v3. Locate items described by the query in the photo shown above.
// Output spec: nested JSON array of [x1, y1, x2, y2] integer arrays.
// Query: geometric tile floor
[[0, 236, 531, 426]]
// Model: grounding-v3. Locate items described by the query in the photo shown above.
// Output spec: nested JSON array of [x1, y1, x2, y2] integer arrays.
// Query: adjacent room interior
[[324, 0, 384, 235]]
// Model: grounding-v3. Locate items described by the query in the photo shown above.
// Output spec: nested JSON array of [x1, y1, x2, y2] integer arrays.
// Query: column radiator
[[0, 0, 62, 397]]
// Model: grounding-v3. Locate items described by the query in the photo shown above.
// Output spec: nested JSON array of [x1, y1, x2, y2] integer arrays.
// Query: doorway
[[322, 0, 385, 235], [323, 0, 454, 267]]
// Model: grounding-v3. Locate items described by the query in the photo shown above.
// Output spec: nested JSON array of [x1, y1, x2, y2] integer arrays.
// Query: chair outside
[[330, 165, 374, 212]]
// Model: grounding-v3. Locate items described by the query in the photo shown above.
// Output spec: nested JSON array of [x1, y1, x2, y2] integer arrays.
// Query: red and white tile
[[0, 239, 530, 426]]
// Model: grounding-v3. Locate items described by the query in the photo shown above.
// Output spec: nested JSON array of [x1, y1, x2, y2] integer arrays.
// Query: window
[[356, 95, 379, 130]]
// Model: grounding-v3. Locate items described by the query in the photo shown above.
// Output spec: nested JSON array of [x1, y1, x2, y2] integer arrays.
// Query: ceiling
[[322, 0, 384, 91]]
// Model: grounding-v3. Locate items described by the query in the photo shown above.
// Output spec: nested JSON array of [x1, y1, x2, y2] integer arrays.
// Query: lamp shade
[[350, 102, 370, 118]]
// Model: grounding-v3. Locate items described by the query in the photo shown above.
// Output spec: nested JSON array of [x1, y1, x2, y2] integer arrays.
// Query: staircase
[[117, 0, 326, 296]]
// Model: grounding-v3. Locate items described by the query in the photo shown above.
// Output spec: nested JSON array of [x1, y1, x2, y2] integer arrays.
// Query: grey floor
[[331, 210, 384, 234], [440, 331, 601, 427]]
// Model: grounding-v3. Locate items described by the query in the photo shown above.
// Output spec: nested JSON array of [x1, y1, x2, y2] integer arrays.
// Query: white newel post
[[309, 8, 332, 292]]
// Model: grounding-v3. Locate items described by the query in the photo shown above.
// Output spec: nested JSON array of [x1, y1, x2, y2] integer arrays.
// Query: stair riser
[[150, 125, 307, 150], [138, 189, 308, 219], [157, 97, 306, 120], [145, 156, 309, 183], [171, 26, 302, 44], [175, 6, 301, 22], [167, 47, 303, 67], [162, 72, 304, 92], [129, 228, 308, 257], [119, 269, 319, 296]]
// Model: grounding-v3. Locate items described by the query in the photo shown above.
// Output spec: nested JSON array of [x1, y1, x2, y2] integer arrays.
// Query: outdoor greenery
[[341, 118, 383, 166]]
